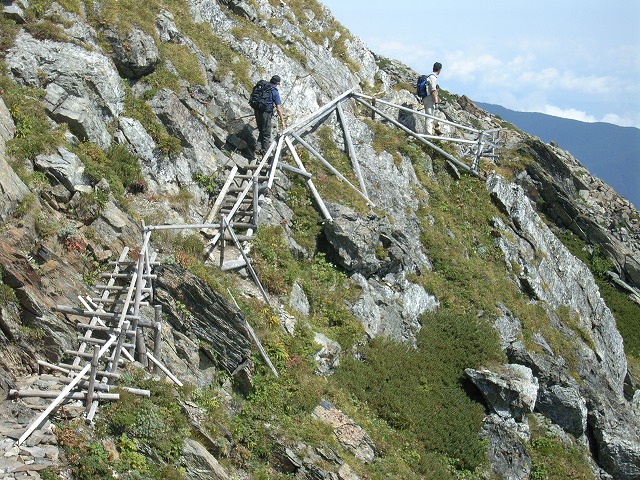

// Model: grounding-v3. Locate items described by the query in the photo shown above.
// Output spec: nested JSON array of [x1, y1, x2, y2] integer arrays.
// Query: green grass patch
[[0, 71, 66, 161], [334, 310, 501, 474], [123, 85, 183, 157], [527, 416, 596, 480], [55, 368, 189, 479], [74, 141, 145, 199]]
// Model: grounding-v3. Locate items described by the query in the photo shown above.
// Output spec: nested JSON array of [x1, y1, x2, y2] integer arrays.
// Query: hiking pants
[[422, 96, 436, 135], [255, 110, 274, 151]]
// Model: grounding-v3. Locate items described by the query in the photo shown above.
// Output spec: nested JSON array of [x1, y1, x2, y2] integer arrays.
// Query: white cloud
[[367, 38, 431, 67], [539, 105, 597, 123], [601, 113, 640, 128]]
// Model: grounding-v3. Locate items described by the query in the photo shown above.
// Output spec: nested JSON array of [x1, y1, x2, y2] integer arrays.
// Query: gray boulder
[[6, 31, 125, 148], [536, 383, 587, 438], [480, 414, 531, 480], [34, 147, 90, 193], [466, 364, 538, 422], [515, 139, 640, 288], [147, 88, 219, 182], [313, 332, 340, 375], [289, 281, 310, 317], [0, 157, 27, 222], [2, 0, 27, 23], [116, 117, 179, 195], [312, 400, 377, 464], [487, 173, 627, 393], [0, 98, 16, 142], [349, 272, 437, 345], [589, 399, 640, 480], [153, 263, 253, 381], [323, 203, 425, 277], [488, 174, 640, 477], [104, 26, 160, 78], [181, 438, 231, 480]]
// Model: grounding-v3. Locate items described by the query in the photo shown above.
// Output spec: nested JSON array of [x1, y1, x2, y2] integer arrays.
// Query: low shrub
[[335, 311, 500, 473]]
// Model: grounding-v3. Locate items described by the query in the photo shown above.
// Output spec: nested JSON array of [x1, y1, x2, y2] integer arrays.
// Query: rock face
[[153, 263, 253, 386], [487, 174, 640, 480], [0, 99, 29, 221], [466, 365, 538, 422], [312, 400, 377, 464], [7, 31, 125, 148], [515, 139, 640, 288]]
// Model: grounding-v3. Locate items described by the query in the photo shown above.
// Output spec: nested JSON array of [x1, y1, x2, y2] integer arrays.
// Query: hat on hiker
[[270, 75, 281, 84]]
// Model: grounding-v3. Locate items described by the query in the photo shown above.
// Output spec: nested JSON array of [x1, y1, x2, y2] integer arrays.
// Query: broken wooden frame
[[15, 235, 180, 446]]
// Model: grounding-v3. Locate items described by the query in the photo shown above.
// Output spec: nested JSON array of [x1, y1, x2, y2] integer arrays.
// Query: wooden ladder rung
[[76, 323, 137, 335], [58, 363, 120, 378], [235, 174, 269, 180], [65, 349, 128, 361], [93, 285, 152, 292], [99, 273, 157, 279], [108, 261, 160, 266], [94, 316, 154, 328], [220, 208, 252, 215], [223, 235, 254, 241], [90, 297, 150, 307], [77, 336, 135, 347]]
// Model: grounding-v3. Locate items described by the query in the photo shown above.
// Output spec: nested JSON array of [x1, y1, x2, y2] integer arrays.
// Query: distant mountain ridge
[[476, 102, 640, 208]]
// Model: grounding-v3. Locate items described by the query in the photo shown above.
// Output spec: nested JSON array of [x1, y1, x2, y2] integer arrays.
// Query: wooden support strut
[[284, 136, 333, 221], [336, 102, 369, 199], [291, 132, 374, 206]]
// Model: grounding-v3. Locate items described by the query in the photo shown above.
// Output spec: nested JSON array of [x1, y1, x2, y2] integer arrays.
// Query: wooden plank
[[146, 352, 183, 387], [284, 137, 333, 221], [10, 390, 120, 401], [202, 165, 238, 237], [337, 102, 369, 199], [353, 96, 479, 176], [291, 132, 373, 206]]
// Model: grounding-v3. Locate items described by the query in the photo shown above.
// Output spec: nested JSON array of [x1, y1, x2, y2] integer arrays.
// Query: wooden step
[[58, 363, 120, 379], [76, 323, 137, 336], [235, 174, 269, 181], [77, 336, 135, 348], [64, 349, 127, 362], [90, 297, 150, 307]]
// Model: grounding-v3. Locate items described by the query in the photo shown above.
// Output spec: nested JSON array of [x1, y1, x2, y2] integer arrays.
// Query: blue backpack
[[416, 74, 434, 98]]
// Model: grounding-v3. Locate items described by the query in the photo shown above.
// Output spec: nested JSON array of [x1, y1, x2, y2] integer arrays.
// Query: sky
[[321, 0, 640, 129]]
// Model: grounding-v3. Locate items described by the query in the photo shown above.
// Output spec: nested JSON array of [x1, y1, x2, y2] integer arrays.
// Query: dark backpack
[[249, 80, 274, 113], [416, 74, 434, 98]]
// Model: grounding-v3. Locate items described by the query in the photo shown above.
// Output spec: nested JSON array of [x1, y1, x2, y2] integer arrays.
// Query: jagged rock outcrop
[[103, 26, 160, 79], [515, 138, 640, 288], [480, 413, 531, 480], [312, 400, 377, 464], [0, 99, 29, 221], [466, 365, 539, 422], [153, 263, 253, 387], [487, 173, 640, 479], [7, 31, 125, 148]]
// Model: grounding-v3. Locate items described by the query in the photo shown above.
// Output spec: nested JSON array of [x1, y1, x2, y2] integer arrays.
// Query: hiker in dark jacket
[[253, 75, 286, 154]]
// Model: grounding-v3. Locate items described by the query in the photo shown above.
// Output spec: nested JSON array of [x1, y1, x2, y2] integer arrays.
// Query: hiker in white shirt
[[423, 62, 442, 135]]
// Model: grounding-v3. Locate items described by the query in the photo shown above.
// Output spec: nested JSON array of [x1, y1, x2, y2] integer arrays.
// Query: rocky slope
[[0, 0, 639, 479]]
